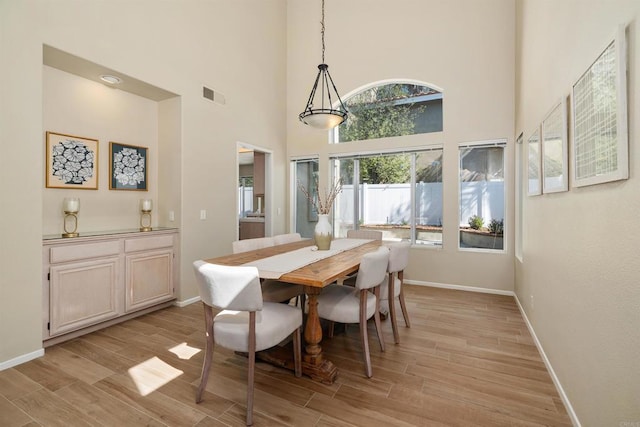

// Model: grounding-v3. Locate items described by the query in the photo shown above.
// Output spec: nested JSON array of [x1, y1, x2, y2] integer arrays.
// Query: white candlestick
[[140, 199, 152, 212], [63, 197, 79, 213]]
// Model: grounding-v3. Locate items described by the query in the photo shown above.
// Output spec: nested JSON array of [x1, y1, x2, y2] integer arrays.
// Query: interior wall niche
[[42, 46, 181, 236]]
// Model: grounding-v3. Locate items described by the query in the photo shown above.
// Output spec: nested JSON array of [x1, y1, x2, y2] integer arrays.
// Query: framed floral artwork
[[46, 131, 99, 189], [109, 142, 148, 191]]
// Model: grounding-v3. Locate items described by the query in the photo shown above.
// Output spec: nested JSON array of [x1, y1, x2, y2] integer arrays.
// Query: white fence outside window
[[337, 182, 504, 227]]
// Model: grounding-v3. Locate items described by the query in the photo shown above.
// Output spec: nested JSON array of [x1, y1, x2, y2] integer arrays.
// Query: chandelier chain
[[321, 0, 325, 63]]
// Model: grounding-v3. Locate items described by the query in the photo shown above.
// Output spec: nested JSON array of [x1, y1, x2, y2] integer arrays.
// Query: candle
[[140, 199, 152, 212], [63, 197, 80, 213]]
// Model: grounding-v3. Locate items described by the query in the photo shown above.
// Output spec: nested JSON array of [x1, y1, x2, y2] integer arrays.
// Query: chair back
[[232, 236, 275, 254], [387, 241, 410, 273], [346, 229, 383, 240], [193, 261, 263, 311], [355, 247, 390, 290], [273, 233, 302, 245]]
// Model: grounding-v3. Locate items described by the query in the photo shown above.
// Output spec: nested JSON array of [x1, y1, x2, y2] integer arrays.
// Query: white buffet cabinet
[[42, 228, 179, 345]]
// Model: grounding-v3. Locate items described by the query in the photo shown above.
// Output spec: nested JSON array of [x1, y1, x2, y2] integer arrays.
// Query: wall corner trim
[[0, 348, 44, 371], [405, 279, 514, 296]]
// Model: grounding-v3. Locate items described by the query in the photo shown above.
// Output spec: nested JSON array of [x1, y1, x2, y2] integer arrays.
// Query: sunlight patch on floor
[[127, 356, 183, 396], [169, 342, 202, 360]]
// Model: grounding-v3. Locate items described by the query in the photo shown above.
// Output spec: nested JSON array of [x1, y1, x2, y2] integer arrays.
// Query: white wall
[[287, 0, 516, 291], [0, 0, 287, 365], [516, 1, 640, 425]]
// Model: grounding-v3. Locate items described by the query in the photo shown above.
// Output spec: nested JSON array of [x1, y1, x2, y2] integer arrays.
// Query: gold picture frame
[[46, 131, 99, 190]]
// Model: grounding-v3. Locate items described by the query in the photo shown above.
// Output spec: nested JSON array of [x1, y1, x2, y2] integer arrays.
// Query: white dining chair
[[232, 236, 275, 253], [232, 237, 304, 304], [193, 261, 302, 426], [273, 233, 302, 245], [316, 246, 390, 378], [338, 230, 383, 285], [379, 241, 411, 343]]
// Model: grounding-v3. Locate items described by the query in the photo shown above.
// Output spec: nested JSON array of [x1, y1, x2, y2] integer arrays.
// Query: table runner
[[242, 238, 372, 279]]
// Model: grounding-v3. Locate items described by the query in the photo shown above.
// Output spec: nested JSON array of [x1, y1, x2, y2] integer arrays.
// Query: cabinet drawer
[[50, 241, 120, 264], [125, 235, 174, 253]]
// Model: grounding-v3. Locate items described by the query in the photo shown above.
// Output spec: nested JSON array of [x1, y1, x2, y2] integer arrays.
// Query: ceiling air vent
[[203, 86, 226, 105]]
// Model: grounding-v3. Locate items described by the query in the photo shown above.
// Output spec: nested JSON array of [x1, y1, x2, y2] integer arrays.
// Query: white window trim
[[458, 139, 507, 254]]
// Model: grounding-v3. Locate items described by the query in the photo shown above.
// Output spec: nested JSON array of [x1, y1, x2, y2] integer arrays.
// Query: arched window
[[333, 81, 443, 144]]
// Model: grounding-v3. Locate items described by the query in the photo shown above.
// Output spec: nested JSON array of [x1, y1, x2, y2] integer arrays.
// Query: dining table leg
[[302, 286, 337, 384]]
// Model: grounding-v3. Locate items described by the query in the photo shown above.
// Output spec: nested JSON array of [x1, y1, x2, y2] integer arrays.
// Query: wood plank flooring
[[0, 286, 572, 426]]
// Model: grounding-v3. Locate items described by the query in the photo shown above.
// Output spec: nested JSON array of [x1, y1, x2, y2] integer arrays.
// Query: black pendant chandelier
[[299, 0, 348, 130]]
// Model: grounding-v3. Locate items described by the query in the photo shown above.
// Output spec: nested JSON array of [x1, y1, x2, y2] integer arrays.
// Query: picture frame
[[571, 25, 628, 188], [541, 98, 569, 193], [527, 127, 542, 196], [109, 142, 148, 191], [46, 131, 99, 190]]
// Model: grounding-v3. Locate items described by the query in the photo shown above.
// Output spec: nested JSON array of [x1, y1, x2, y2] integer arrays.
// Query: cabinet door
[[49, 258, 120, 336], [125, 249, 174, 312]]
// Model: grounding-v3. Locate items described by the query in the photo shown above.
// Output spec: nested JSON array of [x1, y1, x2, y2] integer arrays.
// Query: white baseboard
[[513, 294, 580, 427], [174, 295, 200, 307], [0, 348, 44, 371], [405, 279, 514, 296]]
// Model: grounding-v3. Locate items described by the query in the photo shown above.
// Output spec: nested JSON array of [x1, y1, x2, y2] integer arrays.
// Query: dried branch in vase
[[297, 177, 343, 215]]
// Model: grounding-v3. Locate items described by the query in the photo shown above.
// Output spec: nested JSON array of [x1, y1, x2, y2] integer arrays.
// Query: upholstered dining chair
[[316, 246, 390, 378], [346, 229, 383, 240], [232, 237, 304, 304], [232, 236, 275, 253], [379, 241, 411, 344], [192, 261, 302, 426], [339, 230, 383, 285], [273, 232, 302, 245]]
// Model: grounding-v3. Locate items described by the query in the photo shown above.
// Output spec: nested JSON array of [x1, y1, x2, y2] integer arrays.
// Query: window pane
[[332, 149, 443, 245], [360, 153, 411, 241], [334, 158, 355, 238], [238, 176, 253, 218], [294, 159, 318, 238], [415, 150, 443, 246], [335, 83, 442, 143], [459, 145, 505, 251]]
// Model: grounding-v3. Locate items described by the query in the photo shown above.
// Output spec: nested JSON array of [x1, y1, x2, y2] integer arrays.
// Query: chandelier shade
[[299, 64, 347, 130], [299, 0, 348, 130]]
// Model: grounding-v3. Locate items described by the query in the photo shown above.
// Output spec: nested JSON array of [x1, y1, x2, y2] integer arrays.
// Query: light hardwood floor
[[0, 286, 572, 426]]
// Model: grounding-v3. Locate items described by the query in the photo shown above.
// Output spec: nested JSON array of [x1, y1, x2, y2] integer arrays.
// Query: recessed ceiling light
[[99, 74, 122, 85]]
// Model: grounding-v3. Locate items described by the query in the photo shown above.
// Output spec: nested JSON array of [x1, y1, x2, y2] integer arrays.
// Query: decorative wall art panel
[[109, 142, 148, 191], [46, 131, 99, 190]]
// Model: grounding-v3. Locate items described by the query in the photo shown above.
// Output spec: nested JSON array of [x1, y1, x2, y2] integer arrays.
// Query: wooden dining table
[[204, 238, 383, 384]]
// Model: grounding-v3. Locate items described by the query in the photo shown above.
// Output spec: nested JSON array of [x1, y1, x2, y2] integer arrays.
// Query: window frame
[[458, 139, 507, 253], [289, 156, 320, 238], [330, 79, 444, 145], [329, 145, 444, 247]]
